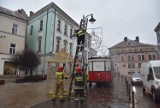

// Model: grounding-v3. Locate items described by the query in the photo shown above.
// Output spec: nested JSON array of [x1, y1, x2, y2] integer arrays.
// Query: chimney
[[18, 9, 22, 14], [135, 36, 139, 42], [30, 11, 34, 17], [124, 37, 128, 42]]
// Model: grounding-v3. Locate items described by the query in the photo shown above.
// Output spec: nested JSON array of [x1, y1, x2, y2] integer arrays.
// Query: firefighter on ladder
[[76, 29, 85, 51], [74, 66, 85, 101], [53, 66, 65, 101]]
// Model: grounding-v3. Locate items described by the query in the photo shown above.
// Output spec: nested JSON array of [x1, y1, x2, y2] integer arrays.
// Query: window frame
[[9, 43, 16, 54], [12, 24, 18, 34], [57, 19, 61, 31], [39, 20, 43, 31]]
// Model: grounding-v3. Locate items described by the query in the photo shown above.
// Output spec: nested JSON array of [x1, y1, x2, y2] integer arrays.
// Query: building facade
[[109, 37, 159, 76], [0, 6, 28, 75], [26, 2, 94, 75], [154, 22, 160, 58]]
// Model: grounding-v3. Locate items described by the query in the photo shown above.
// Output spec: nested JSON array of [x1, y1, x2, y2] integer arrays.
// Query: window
[[115, 56, 117, 61], [121, 55, 124, 61], [138, 63, 141, 68], [69, 43, 73, 54], [38, 39, 42, 52], [30, 25, 33, 35], [40, 20, 43, 31], [128, 55, 134, 61], [57, 20, 61, 31], [138, 54, 145, 61], [64, 40, 67, 51], [149, 54, 156, 60], [70, 29, 72, 38], [64, 25, 67, 35], [128, 63, 135, 68], [56, 39, 60, 52], [9, 44, 16, 54], [12, 24, 18, 34]]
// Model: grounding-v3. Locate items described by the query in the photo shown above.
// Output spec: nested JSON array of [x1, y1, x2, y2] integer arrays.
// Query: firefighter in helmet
[[53, 66, 65, 100], [74, 66, 85, 101]]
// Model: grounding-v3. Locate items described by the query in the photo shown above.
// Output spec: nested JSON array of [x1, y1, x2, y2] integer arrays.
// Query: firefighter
[[74, 66, 85, 101], [76, 29, 85, 51], [53, 66, 65, 100]]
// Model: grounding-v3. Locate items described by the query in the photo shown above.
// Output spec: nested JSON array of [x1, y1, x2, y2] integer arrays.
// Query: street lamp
[[78, 14, 96, 75], [80, 14, 96, 30]]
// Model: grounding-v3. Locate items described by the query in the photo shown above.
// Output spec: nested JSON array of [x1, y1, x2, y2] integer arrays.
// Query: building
[[109, 37, 159, 76], [0, 6, 28, 75], [154, 22, 160, 58], [26, 2, 94, 75]]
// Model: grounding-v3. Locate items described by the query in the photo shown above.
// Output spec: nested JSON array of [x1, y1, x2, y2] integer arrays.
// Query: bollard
[[126, 80, 128, 89], [132, 91, 135, 108], [128, 84, 131, 101]]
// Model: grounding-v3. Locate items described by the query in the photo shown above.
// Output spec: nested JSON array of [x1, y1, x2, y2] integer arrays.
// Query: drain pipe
[[43, 7, 49, 76], [52, 9, 57, 52]]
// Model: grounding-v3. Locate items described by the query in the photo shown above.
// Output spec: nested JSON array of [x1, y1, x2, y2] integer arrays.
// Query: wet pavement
[[0, 76, 131, 108], [0, 81, 49, 108], [32, 76, 131, 108]]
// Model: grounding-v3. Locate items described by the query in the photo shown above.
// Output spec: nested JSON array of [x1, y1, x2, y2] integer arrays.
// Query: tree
[[11, 49, 40, 76]]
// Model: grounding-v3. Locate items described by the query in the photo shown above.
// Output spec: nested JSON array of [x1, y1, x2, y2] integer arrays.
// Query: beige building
[[109, 37, 159, 76], [0, 6, 28, 75]]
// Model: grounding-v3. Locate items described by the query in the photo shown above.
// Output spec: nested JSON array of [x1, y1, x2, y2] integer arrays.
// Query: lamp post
[[79, 14, 96, 74], [80, 14, 96, 31]]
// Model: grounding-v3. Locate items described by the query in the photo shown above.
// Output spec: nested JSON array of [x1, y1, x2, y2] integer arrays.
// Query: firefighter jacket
[[55, 71, 65, 83], [74, 73, 84, 89], [77, 29, 85, 37]]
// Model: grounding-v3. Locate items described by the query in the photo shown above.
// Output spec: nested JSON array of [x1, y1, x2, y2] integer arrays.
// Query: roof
[[109, 38, 151, 49], [0, 6, 28, 21], [28, 2, 79, 27], [154, 22, 160, 32]]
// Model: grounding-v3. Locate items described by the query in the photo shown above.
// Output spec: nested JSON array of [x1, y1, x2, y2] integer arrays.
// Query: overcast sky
[[1, 0, 160, 54]]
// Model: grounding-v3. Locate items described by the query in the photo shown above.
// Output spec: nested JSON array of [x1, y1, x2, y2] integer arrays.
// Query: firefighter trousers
[[54, 81, 64, 99]]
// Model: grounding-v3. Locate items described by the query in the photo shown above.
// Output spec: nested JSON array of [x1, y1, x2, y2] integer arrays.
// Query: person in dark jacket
[[74, 66, 84, 101]]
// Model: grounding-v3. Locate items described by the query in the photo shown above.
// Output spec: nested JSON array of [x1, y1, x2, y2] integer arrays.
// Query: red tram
[[87, 56, 113, 86]]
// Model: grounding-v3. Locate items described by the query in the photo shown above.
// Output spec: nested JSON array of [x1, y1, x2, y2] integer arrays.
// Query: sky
[[1, 0, 160, 55]]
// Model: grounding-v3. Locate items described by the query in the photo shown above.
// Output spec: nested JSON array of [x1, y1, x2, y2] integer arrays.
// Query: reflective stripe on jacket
[[75, 76, 83, 82], [55, 71, 64, 82], [77, 30, 85, 37]]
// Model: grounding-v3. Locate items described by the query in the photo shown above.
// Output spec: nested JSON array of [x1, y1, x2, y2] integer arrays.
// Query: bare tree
[[11, 49, 40, 76]]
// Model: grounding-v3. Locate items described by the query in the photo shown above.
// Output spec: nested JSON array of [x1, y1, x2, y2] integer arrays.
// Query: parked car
[[131, 73, 142, 84]]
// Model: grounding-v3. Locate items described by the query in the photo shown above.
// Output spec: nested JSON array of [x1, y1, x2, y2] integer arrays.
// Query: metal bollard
[[128, 84, 131, 101], [132, 91, 135, 108], [126, 80, 128, 89]]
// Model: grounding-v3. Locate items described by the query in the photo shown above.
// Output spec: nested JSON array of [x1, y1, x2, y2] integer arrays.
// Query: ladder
[[68, 18, 88, 101], [68, 45, 86, 101]]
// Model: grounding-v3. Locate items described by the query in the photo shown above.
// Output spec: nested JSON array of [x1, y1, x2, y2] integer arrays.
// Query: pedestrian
[[74, 66, 85, 101], [53, 66, 65, 101]]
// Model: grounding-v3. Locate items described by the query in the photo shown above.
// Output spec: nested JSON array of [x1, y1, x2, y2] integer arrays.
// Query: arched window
[[37, 36, 42, 52], [63, 40, 68, 52], [69, 43, 73, 54], [56, 37, 61, 52]]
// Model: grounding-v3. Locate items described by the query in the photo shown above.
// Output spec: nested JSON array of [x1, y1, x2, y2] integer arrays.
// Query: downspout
[[52, 9, 57, 52], [43, 8, 49, 76]]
